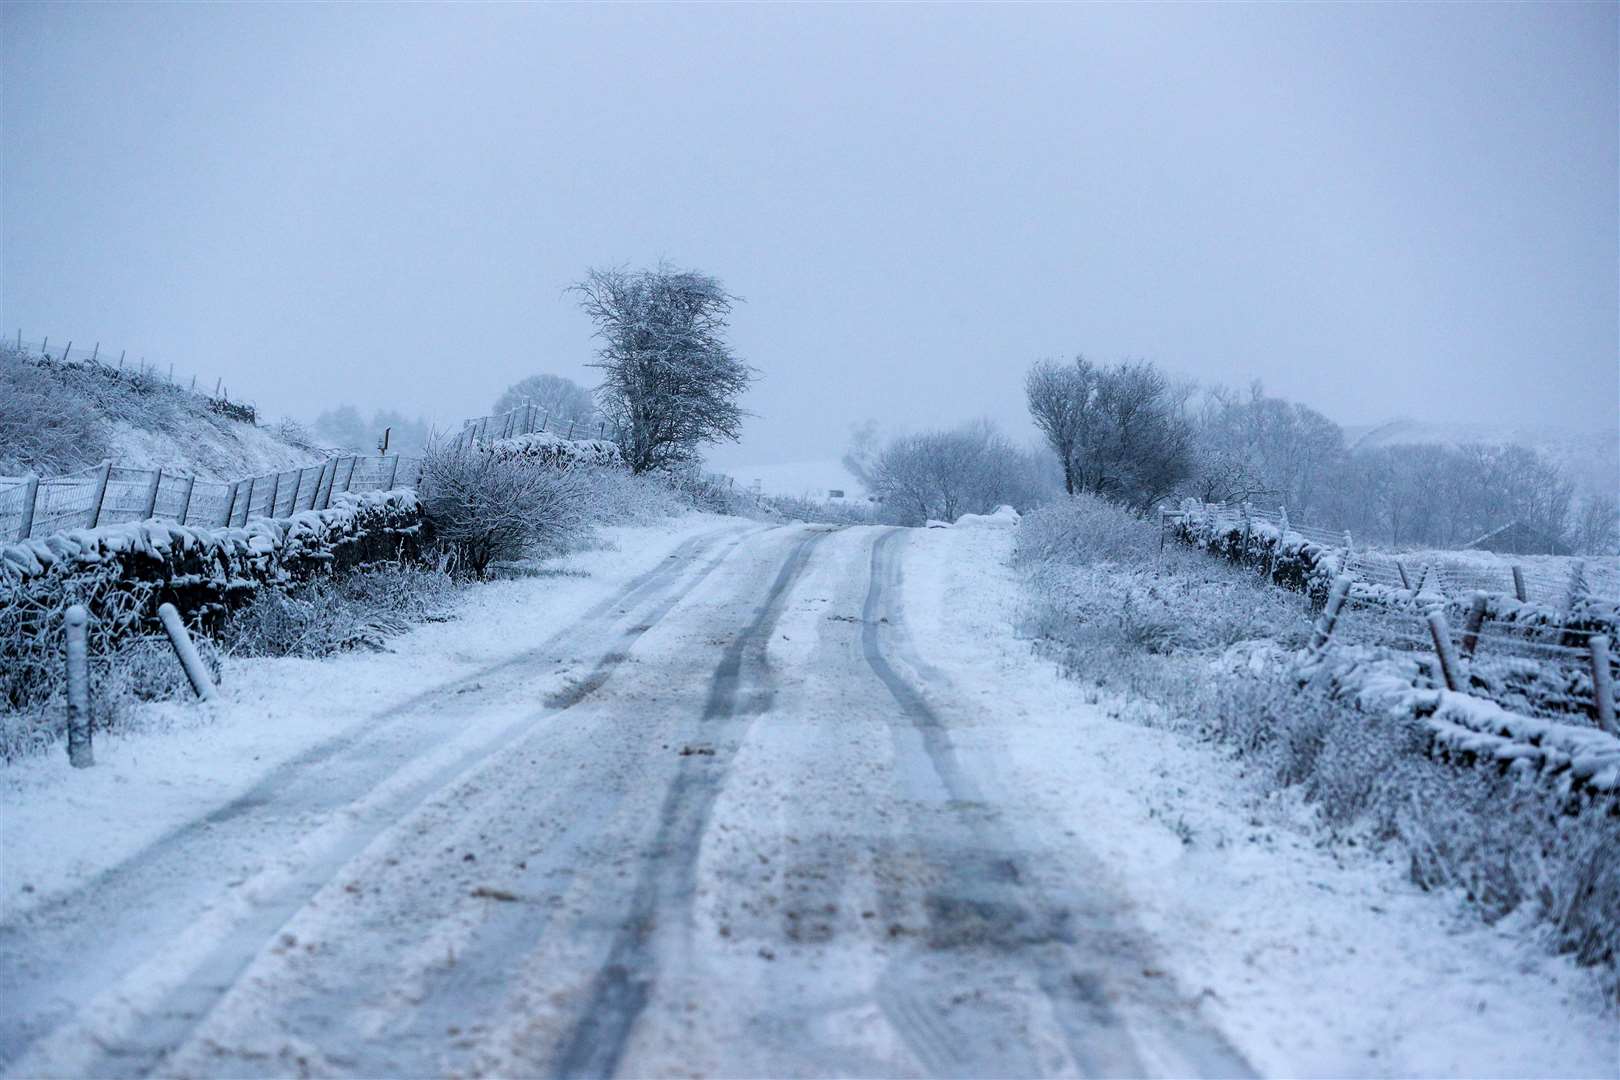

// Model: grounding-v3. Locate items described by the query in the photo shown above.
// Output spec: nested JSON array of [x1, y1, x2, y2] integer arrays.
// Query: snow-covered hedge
[[478, 431, 624, 471], [1, 491, 422, 709], [1169, 509, 1341, 609]]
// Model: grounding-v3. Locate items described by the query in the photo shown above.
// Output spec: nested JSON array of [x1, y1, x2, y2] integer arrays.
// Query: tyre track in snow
[[0, 522, 765, 1078], [548, 527, 833, 1080], [151, 524, 818, 1079], [859, 527, 1252, 1078]]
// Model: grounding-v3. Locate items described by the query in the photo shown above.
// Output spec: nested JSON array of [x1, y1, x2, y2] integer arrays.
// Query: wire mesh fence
[[0, 455, 422, 542]]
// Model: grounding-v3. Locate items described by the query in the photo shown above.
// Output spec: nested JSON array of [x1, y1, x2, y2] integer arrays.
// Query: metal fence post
[[17, 475, 39, 541], [343, 455, 358, 492], [142, 468, 163, 520], [240, 476, 257, 526], [65, 605, 93, 768], [266, 471, 281, 519], [220, 481, 240, 527], [386, 455, 400, 489], [1590, 635, 1616, 735], [289, 467, 305, 513], [158, 603, 217, 701], [88, 460, 112, 528]]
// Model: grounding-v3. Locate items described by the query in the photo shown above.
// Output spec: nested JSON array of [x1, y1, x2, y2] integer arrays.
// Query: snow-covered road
[[3, 520, 1614, 1078]]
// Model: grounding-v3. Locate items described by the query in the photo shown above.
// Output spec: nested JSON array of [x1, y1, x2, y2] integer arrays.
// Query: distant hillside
[[0, 345, 324, 480], [1344, 417, 1619, 496]]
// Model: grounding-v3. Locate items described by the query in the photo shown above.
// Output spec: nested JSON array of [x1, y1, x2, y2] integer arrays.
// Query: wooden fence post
[[241, 476, 258, 526], [220, 481, 239, 527], [289, 467, 305, 513], [1426, 609, 1463, 692], [315, 460, 333, 510], [1310, 576, 1353, 652], [266, 471, 282, 519], [386, 455, 400, 489], [1460, 592, 1489, 659], [1511, 565, 1527, 603], [177, 474, 196, 524], [1590, 635, 1616, 735], [1395, 560, 1411, 590], [17, 475, 39, 541], [87, 460, 112, 528], [1413, 564, 1429, 594], [142, 468, 162, 520], [343, 456, 358, 492], [65, 605, 93, 768], [157, 603, 217, 701], [1565, 560, 1589, 613]]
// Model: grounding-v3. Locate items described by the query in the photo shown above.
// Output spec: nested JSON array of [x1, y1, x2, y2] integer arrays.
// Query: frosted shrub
[[418, 442, 590, 576], [1014, 493, 1156, 567]]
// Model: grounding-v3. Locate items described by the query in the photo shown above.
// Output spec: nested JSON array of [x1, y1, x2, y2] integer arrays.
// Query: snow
[[104, 418, 323, 480], [0, 513, 734, 920], [3, 517, 1613, 1077], [900, 523, 1618, 1078], [718, 459, 867, 501], [953, 504, 1021, 528]]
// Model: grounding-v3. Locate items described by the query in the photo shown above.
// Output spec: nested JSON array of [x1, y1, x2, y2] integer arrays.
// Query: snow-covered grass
[[908, 519, 1619, 1075], [1015, 495, 1620, 1006], [0, 345, 322, 479]]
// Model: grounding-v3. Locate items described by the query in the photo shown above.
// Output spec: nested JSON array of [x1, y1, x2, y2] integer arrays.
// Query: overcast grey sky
[[3, 2, 1615, 466]]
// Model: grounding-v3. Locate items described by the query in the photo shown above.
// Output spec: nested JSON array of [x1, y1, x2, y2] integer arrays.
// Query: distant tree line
[[839, 353, 1616, 554], [1022, 356, 1615, 554]]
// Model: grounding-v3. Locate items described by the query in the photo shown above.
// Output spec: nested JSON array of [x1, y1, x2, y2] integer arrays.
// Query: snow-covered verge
[[0, 513, 736, 920], [905, 520, 1619, 1076]]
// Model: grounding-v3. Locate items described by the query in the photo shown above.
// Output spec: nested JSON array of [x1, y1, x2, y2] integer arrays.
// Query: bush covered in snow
[[417, 442, 591, 577]]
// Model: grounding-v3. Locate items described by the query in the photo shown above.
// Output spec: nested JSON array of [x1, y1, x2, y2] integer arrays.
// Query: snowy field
[[2, 515, 1614, 1077]]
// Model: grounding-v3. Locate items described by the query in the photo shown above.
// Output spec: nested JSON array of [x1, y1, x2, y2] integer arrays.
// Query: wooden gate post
[[142, 469, 163, 520], [1590, 635, 1616, 735], [177, 474, 196, 524], [1427, 609, 1463, 692], [17, 475, 39, 540], [88, 460, 112, 528], [1460, 592, 1489, 659]]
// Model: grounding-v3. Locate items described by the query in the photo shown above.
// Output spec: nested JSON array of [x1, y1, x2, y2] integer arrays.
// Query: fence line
[[451, 403, 609, 448], [8, 333, 259, 424], [0, 455, 421, 542], [1167, 500, 1619, 727]]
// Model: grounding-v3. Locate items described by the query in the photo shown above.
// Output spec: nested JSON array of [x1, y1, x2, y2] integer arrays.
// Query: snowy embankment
[[906, 516, 1617, 1078], [0, 513, 732, 920]]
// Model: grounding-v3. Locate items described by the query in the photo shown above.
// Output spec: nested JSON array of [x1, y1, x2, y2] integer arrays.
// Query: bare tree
[[1025, 357, 1095, 495], [1070, 360, 1193, 512], [573, 264, 755, 473], [867, 421, 1055, 525], [492, 374, 596, 427]]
